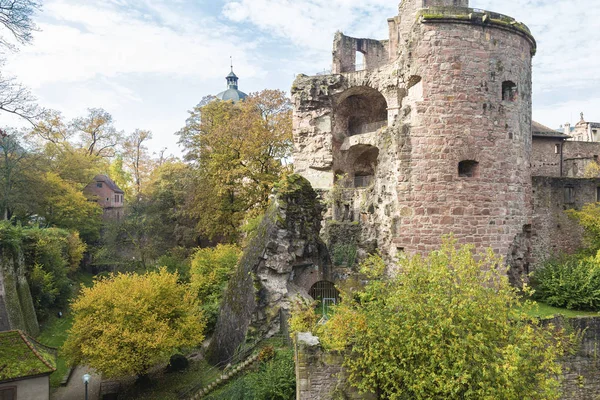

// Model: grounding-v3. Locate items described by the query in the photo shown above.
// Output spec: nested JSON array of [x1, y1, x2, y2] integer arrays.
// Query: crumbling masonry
[[292, 0, 600, 282]]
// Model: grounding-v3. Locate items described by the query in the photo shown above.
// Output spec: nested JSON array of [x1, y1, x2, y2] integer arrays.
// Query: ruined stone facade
[[293, 0, 537, 275]]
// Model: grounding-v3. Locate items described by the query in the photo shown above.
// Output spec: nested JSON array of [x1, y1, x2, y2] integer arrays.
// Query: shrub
[[288, 296, 318, 338], [531, 254, 600, 310], [189, 244, 241, 332], [247, 349, 296, 400], [319, 238, 577, 400]]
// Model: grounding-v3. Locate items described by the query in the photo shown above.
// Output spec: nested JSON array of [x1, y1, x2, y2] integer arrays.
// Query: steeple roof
[[216, 63, 247, 103]]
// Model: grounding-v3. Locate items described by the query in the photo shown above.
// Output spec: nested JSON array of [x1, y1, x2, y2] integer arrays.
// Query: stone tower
[[292, 0, 536, 280]]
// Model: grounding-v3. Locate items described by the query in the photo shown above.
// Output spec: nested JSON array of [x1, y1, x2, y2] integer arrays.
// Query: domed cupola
[[216, 62, 248, 103]]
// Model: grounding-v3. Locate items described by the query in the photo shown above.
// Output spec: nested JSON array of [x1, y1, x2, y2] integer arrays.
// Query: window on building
[[502, 81, 518, 102], [555, 144, 561, 154], [597, 187, 600, 202], [96, 182, 103, 188], [458, 160, 479, 178], [0, 387, 16, 400], [564, 186, 575, 203], [115, 194, 119, 203]]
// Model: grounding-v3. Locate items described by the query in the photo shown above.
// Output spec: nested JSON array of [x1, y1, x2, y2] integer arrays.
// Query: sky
[[1, 0, 599, 156]]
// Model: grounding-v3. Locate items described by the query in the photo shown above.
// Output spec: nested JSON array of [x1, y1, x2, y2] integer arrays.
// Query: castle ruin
[[292, 0, 600, 283]]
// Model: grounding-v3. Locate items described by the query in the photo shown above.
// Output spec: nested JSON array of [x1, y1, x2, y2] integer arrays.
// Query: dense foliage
[[189, 244, 241, 331], [0, 221, 85, 319], [62, 268, 205, 378], [531, 254, 600, 310], [178, 90, 293, 243], [205, 349, 296, 400], [315, 239, 575, 400]]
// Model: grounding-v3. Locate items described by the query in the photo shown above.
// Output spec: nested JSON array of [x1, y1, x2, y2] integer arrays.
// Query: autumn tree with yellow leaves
[[178, 90, 293, 243], [62, 269, 206, 378]]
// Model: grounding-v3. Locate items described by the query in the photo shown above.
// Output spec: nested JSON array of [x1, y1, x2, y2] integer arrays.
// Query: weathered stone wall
[[332, 32, 389, 74], [0, 248, 39, 335], [294, 332, 375, 400], [532, 137, 563, 177], [563, 141, 600, 178], [207, 175, 331, 365], [393, 15, 535, 264], [549, 316, 600, 400], [531, 177, 600, 266]]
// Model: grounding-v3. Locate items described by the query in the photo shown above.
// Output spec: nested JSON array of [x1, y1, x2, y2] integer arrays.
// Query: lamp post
[[82, 373, 91, 400]]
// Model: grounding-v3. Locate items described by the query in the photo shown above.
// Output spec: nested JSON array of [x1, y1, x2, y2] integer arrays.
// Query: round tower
[[393, 0, 536, 280]]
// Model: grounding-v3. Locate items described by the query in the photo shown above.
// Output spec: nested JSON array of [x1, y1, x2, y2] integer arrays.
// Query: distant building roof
[[216, 66, 247, 103], [532, 121, 570, 138], [0, 330, 56, 382], [93, 174, 124, 194]]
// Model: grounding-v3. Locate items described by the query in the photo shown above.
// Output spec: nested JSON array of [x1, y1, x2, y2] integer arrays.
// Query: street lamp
[[82, 373, 91, 400]]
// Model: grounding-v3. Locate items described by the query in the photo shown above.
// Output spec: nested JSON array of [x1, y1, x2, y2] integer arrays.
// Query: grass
[[36, 271, 94, 387], [37, 312, 74, 387], [524, 300, 600, 319]]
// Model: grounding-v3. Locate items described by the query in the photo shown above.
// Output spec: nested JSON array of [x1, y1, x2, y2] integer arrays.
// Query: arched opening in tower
[[334, 86, 388, 138]]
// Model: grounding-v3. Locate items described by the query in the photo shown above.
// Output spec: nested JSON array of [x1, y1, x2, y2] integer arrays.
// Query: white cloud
[[4, 0, 258, 88]]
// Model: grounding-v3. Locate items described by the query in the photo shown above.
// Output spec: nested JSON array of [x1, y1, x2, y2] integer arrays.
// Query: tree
[[0, 72, 44, 123], [317, 239, 576, 399], [73, 108, 121, 158], [177, 90, 292, 242], [0, 1, 43, 123], [0, 0, 40, 48], [62, 268, 206, 378], [123, 129, 153, 200], [0, 131, 35, 219], [36, 172, 103, 241]]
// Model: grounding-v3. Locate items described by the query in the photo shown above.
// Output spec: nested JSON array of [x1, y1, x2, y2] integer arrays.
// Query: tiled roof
[[94, 174, 124, 194], [532, 121, 570, 138], [0, 330, 56, 382]]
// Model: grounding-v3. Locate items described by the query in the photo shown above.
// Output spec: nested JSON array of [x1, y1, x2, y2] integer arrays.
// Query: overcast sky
[[1, 0, 599, 156]]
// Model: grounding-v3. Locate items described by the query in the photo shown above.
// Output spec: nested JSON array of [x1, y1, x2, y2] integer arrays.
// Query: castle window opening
[[597, 187, 600, 202], [354, 173, 373, 188], [502, 81, 518, 102], [355, 51, 365, 71], [335, 86, 388, 138], [564, 186, 575, 203], [458, 160, 479, 178], [555, 144, 561, 154], [96, 182, 102, 188], [350, 146, 379, 188]]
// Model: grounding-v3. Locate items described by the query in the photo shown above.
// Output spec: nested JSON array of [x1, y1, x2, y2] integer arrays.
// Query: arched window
[[502, 81, 518, 102], [335, 86, 388, 138], [458, 160, 479, 178]]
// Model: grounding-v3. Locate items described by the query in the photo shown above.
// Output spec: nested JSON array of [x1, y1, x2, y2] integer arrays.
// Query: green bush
[[531, 254, 600, 310], [0, 223, 83, 320], [205, 349, 296, 400], [247, 349, 295, 400], [189, 244, 241, 332]]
